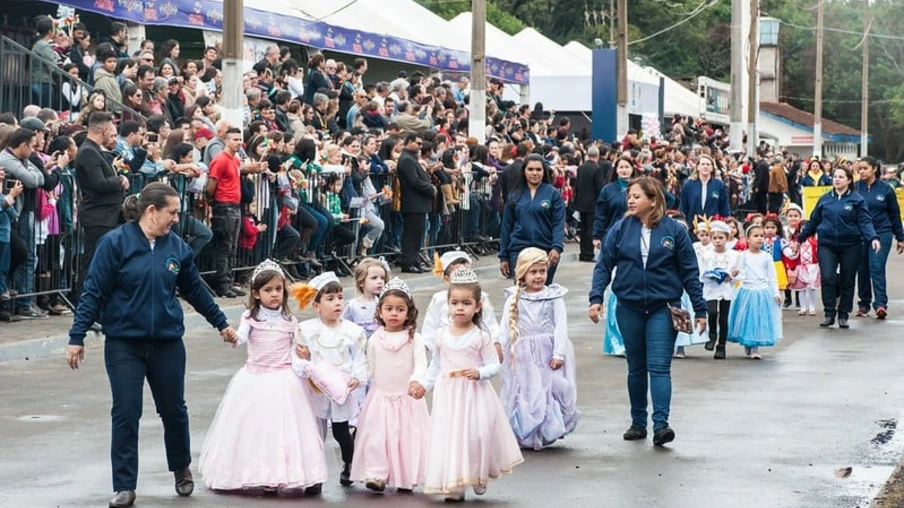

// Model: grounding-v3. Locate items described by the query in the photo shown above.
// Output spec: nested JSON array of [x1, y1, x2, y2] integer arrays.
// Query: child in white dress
[[498, 248, 578, 450], [698, 221, 739, 360], [422, 251, 500, 359], [421, 268, 523, 502], [342, 258, 389, 339], [200, 260, 328, 495], [291, 272, 367, 487]]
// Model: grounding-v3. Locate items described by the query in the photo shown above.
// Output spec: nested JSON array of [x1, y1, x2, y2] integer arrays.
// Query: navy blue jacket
[[801, 172, 832, 187], [855, 179, 904, 241], [798, 188, 878, 249], [69, 222, 229, 346], [500, 183, 565, 259], [590, 216, 707, 318], [592, 181, 628, 241], [678, 178, 731, 220]]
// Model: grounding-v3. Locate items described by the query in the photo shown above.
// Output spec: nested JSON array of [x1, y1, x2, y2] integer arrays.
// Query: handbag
[[667, 303, 693, 334]]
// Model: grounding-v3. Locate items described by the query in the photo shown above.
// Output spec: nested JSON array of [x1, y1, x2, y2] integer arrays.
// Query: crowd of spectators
[[0, 14, 895, 322]]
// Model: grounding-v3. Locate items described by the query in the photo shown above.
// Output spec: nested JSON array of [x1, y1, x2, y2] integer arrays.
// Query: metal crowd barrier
[[5, 165, 502, 315]]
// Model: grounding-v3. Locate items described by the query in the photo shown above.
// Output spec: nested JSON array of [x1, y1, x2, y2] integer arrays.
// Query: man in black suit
[[574, 145, 609, 261], [73, 112, 129, 301], [396, 133, 435, 273], [500, 142, 530, 202]]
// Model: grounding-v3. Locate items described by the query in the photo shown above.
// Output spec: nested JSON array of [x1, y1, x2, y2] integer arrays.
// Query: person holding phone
[[0, 169, 23, 301]]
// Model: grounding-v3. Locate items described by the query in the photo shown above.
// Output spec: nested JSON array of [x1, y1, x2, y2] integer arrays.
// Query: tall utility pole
[[729, 0, 745, 152], [221, 0, 244, 128], [616, 0, 628, 138], [469, 0, 487, 144], [813, 0, 825, 158], [746, 0, 758, 158], [609, 0, 615, 47], [861, 0, 869, 156]]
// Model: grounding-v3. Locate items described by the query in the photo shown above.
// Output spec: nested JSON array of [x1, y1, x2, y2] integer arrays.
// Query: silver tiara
[[251, 259, 285, 284], [381, 277, 411, 298], [449, 267, 479, 284]]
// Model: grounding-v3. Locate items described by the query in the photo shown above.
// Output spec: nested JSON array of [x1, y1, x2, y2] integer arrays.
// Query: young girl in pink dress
[[199, 260, 328, 495], [421, 268, 523, 502], [351, 277, 431, 493]]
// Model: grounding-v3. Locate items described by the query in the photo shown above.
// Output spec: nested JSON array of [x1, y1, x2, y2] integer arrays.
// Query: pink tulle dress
[[422, 326, 523, 496], [350, 328, 431, 489], [199, 308, 328, 491]]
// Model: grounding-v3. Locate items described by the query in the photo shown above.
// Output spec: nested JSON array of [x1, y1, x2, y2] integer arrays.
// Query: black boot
[[819, 316, 835, 328], [704, 339, 716, 351], [622, 425, 647, 440], [838, 315, 850, 329], [714, 345, 726, 359], [304, 483, 322, 496]]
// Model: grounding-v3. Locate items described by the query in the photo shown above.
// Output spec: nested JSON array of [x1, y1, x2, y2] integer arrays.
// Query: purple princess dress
[[498, 284, 579, 450]]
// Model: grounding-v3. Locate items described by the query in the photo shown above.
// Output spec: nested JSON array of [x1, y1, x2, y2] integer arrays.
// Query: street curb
[[0, 252, 578, 364], [871, 460, 904, 508]]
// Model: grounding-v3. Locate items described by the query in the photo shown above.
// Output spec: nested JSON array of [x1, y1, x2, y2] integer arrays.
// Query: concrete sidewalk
[[0, 248, 578, 363]]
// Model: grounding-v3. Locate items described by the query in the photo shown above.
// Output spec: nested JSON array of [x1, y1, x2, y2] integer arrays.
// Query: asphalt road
[[1, 258, 903, 508]]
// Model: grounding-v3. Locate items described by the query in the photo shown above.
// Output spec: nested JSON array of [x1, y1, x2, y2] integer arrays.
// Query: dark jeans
[[75, 225, 115, 304], [707, 299, 730, 345], [615, 304, 677, 431], [182, 215, 213, 260], [14, 211, 36, 310], [31, 83, 54, 108], [274, 225, 300, 260], [818, 244, 861, 319], [402, 212, 426, 268], [579, 211, 595, 260], [509, 249, 558, 285], [858, 232, 893, 310], [104, 338, 190, 491], [210, 203, 241, 293]]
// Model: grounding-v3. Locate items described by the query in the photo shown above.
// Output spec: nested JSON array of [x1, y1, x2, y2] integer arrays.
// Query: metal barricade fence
[[5, 163, 502, 314]]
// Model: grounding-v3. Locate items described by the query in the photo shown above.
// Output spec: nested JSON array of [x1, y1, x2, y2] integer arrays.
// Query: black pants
[[274, 225, 300, 260], [210, 204, 241, 293], [754, 193, 768, 214], [401, 212, 426, 268], [706, 299, 730, 345], [321, 419, 355, 466], [75, 225, 115, 303], [104, 338, 190, 491], [579, 211, 595, 260], [767, 192, 784, 213], [817, 244, 861, 318]]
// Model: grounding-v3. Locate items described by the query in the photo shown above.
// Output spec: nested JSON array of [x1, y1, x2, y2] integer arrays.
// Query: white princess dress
[[199, 308, 328, 491], [421, 289, 499, 353]]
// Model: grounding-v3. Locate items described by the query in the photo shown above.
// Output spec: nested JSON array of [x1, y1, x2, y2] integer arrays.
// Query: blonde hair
[[507, 248, 549, 365], [353, 258, 388, 295]]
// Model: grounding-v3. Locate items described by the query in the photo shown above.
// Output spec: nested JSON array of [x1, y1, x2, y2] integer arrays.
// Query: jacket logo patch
[[165, 256, 181, 275], [661, 236, 675, 250], [844, 204, 853, 212], [711, 192, 720, 199], [877, 195, 886, 202], [540, 199, 551, 209]]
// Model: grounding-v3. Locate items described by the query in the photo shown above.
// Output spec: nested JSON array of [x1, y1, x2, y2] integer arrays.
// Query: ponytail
[[122, 182, 179, 222]]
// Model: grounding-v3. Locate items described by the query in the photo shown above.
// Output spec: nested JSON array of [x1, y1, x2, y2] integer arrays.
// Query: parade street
[[1, 257, 902, 508]]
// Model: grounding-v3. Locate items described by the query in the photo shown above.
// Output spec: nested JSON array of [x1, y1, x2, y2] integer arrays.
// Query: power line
[[628, 0, 722, 46], [775, 18, 904, 42], [780, 95, 896, 104]]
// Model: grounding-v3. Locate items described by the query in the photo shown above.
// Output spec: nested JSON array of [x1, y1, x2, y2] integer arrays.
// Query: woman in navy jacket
[[678, 154, 731, 221], [589, 176, 706, 447], [500, 154, 565, 284], [66, 183, 237, 508], [854, 156, 904, 319], [797, 166, 880, 329], [591, 155, 639, 248]]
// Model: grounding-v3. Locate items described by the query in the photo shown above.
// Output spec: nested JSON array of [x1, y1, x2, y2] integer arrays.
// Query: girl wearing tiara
[[498, 248, 579, 450], [698, 221, 739, 359], [422, 251, 500, 359], [291, 273, 368, 488], [786, 219, 820, 316], [421, 267, 523, 502], [342, 258, 390, 339], [727, 225, 783, 359], [351, 277, 431, 493], [200, 260, 328, 495]]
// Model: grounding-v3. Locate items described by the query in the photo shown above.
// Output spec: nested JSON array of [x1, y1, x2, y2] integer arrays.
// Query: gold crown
[[381, 277, 411, 298], [449, 267, 479, 284]]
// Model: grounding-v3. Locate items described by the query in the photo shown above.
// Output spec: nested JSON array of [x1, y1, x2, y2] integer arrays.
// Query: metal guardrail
[[0, 36, 145, 122]]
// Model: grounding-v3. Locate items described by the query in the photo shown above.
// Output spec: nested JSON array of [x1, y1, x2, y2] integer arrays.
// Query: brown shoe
[[109, 491, 136, 507]]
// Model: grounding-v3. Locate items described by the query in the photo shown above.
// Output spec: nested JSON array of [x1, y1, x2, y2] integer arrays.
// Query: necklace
[[311, 332, 347, 366]]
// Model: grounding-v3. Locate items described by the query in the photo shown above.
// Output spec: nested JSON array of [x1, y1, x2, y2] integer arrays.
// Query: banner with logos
[[51, 0, 530, 84]]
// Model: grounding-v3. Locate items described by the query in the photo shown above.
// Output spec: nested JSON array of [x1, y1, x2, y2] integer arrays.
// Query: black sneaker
[[231, 287, 247, 297], [303, 483, 322, 496], [340, 463, 352, 487], [623, 425, 647, 441], [653, 427, 676, 446], [838, 317, 850, 329], [704, 340, 716, 351], [16, 305, 48, 320], [714, 345, 726, 359], [819, 317, 835, 328], [174, 468, 194, 497], [217, 289, 237, 298]]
